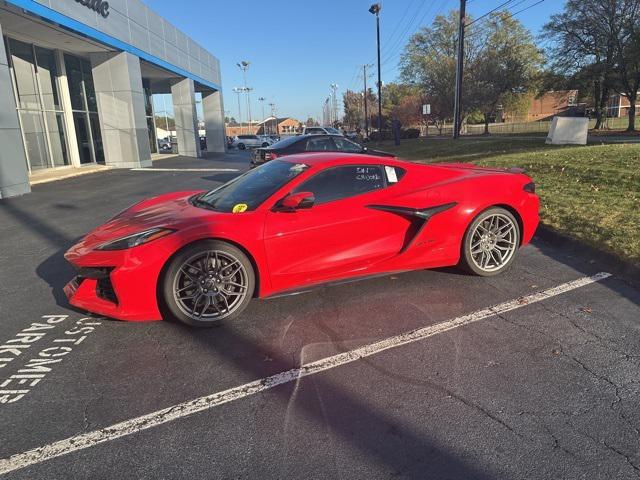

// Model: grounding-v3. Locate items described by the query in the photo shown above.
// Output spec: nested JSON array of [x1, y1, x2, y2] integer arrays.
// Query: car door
[[263, 164, 410, 293]]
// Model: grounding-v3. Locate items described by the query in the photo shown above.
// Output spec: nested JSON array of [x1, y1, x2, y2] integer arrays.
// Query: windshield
[[325, 127, 342, 135], [195, 160, 308, 212]]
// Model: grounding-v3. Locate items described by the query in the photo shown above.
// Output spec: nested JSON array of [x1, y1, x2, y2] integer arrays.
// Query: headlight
[[96, 228, 175, 251]]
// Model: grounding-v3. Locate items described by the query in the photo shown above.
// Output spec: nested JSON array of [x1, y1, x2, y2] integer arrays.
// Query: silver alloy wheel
[[172, 250, 249, 321], [469, 213, 518, 273]]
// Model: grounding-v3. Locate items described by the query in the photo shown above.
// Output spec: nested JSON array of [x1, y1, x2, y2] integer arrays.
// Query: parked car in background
[[158, 138, 172, 152], [232, 135, 274, 150], [252, 134, 394, 167], [303, 126, 344, 136]]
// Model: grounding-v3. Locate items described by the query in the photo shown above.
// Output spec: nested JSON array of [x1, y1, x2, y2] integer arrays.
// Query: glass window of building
[[64, 53, 104, 165], [5, 37, 69, 171]]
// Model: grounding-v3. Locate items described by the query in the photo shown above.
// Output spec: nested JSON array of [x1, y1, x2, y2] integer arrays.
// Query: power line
[[379, 0, 452, 78], [379, 0, 430, 64], [466, 0, 518, 26], [465, 0, 546, 38]]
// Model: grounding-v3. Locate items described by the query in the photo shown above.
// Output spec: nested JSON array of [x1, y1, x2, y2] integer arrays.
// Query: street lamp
[[369, 3, 382, 135], [237, 61, 252, 131], [232, 87, 243, 134], [269, 102, 276, 135], [258, 96, 266, 133]]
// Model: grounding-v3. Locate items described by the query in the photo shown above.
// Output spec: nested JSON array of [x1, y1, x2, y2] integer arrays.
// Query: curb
[[534, 226, 640, 288]]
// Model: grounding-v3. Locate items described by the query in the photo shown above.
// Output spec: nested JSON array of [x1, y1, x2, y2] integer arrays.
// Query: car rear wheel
[[161, 240, 255, 327], [238, 143, 246, 150], [460, 207, 520, 276], [261, 142, 269, 147]]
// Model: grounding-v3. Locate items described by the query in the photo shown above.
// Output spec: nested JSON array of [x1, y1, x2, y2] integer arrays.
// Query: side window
[[294, 165, 385, 204], [305, 137, 335, 151], [333, 137, 363, 153]]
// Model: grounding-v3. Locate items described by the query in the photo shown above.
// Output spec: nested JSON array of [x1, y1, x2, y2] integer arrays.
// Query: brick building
[[607, 94, 640, 118], [503, 90, 578, 122]]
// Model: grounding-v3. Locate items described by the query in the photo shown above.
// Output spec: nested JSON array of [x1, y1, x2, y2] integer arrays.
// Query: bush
[[369, 128, 421, 141], [403, 128, 420, 139]]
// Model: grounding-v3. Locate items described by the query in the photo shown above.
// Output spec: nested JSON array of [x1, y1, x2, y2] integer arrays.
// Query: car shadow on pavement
[[166, 320, 495, 480], [532, 229, 640, 307], [1, 199, 78, 310]]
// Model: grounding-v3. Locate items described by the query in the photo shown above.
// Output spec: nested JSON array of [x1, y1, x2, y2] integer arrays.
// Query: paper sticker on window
[[385, 166, 398, 183], [232, 203, 248, 213]]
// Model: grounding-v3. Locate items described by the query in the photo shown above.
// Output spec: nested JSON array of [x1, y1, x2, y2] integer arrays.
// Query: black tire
[[459, 207, 520, 277], [161, 240, 255, 327], [261, 142, 269, 147], [238, 143, 246, 150]]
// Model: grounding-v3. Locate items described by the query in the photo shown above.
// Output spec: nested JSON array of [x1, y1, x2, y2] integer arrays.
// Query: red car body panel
[[64, 153, 539, 322]]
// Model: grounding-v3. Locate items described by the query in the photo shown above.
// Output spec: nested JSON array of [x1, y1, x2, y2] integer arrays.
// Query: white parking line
[[130, 168, 240, 172], [0, 272, 611, 475]]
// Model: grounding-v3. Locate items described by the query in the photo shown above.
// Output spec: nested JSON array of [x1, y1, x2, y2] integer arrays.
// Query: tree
[[613, 1, 640, 131], [543, 0, 634, 129], [400, 10, 541, 134], [474, 12, 543, 134], [224, 116, 238, 126], [154, 115, 174, 130], [342, 89, 377, 130], [305, 117, 319, 127]]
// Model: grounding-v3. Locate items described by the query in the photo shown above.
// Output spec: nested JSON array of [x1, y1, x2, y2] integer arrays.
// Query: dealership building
[[0, 0, 225, 198]]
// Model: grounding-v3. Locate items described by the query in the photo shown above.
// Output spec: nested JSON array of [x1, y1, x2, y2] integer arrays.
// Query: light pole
[[232, 87, 243, 134], [269, 102, 276, 135], [369, 3, 382, 134], [258, 96, 266, 133], [237, 61, 252, 132]]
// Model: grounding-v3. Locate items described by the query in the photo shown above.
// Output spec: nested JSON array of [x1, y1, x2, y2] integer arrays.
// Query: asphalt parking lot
[[0, 151, 639, 479]]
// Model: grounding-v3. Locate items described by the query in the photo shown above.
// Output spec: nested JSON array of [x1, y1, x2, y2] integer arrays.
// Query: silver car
[[232, 135, 274, 150], [302, 126, 343, 135]]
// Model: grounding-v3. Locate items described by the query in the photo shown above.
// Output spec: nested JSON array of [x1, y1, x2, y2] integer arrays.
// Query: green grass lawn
[[370, 137, 640, 265]]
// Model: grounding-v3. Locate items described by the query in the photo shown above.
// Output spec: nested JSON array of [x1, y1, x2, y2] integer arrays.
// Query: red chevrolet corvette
[[64, 153, 539, 326]]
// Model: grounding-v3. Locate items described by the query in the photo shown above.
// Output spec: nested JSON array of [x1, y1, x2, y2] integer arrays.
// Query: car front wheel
[[161, 240, 255, 327], [238, 143, 246, 150], [460, 207, 520, 276]]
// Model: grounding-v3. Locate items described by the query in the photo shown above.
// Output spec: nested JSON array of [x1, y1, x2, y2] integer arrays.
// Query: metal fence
[[420, 116, 632, 137]]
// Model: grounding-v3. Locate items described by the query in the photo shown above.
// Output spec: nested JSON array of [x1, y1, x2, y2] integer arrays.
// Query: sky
[[146, 0, 566, 123]]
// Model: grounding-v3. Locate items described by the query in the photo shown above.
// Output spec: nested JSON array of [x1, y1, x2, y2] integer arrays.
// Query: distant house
[[256, 117, 302, 135], [607, 94, 640, 118], [503, 90, 579, 122], [225, 122, 261, 136]]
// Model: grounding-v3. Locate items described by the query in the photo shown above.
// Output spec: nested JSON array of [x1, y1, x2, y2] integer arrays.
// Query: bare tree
[[543, 0, 634, 129]]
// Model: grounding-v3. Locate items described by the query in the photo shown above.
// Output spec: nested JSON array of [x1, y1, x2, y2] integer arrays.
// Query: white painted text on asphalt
[[0, 316, 102, 404]]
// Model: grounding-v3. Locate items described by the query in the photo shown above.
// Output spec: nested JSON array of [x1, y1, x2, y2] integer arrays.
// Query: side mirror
[[275, 191, 315, 211]]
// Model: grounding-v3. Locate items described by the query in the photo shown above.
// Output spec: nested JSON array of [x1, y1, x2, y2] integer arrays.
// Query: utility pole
[[453, 0, 466, 139], [369, 3, 382, 134], [232, 87, 243, 134], [330, 83, 338, 126], [362, 64, 373, 137]]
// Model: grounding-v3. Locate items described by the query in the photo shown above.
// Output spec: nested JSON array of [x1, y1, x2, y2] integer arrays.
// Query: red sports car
[[64, 153, 539, 327]]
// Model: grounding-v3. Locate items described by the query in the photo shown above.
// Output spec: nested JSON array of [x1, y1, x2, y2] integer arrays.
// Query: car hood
[[80, 190, 209, 247]]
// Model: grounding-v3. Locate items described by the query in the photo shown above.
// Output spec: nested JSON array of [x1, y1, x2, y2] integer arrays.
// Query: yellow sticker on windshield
[[232, 203, 248, 214]]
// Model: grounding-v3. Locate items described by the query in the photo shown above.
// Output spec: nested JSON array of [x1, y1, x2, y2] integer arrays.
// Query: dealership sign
[[75, 0, 110, 19]]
